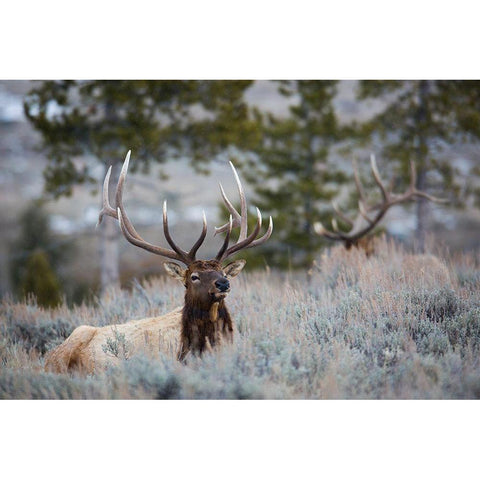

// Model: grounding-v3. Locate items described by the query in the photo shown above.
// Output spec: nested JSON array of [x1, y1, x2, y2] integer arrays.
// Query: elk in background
[[314, 155, 446, 254], [44, 152, 273, 373]]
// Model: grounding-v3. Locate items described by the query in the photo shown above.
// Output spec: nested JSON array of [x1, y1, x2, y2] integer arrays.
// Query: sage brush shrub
[[406, 287, 460, 322], [0, 300, 75, 354], [445, 308, 480, 349], [0, 370, 110, 400], [112, 355, 181, 399], [1, 240, 480, 399], [101, 329, 130, 359]]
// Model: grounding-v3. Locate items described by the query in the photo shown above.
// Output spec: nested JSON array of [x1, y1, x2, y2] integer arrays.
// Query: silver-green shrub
[[1, 240, 479, 399]]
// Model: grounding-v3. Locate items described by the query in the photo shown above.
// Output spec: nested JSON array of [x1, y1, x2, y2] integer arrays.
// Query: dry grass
[[1, 238, 479, 399]]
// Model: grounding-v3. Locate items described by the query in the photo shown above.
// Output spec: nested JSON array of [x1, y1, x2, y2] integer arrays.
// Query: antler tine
[[313, 221, 345, 241], [97, 165, 118, 228], [383, 160, 447, 206], [188, 210, 208, 259], [97, 152, 142, 244], [215, 183, 242, 234], [215, 215, 233, 261], [332, 200, 354, 227], [247, 215, 273, 249], [219, 207, 263, 261], [214, 161, 248, 239], [370, 154, 389, 202], [352, 157, 367, 205], [229, 161, 248, 241], [313, 221, 327, 236], [117, 208, 182, 261], [408, 160, 448, 204], [412, 190, 448, 203], [358, 200, 375, 224], [114, 151, 144, 241], [162, 201, 191, 264]]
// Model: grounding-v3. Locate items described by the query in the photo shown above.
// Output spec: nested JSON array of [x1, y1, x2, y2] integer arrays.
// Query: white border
[[1, 400, 478, 479], [2, 1, 480, 79]]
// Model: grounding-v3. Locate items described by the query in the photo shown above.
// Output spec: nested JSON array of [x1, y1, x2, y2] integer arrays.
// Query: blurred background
[[1, 80, 479, 306]]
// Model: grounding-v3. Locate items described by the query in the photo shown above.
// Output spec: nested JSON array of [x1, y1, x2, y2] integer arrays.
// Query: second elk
[[314, 155, 445, 254]]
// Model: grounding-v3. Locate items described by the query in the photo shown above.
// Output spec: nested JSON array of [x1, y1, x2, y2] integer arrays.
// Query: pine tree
[[24, 80, 255, 290], [243, 81, 348, 269], [357, 80, 480, 250], [9, 201, 68, 295], [21, 249, 62, 308]]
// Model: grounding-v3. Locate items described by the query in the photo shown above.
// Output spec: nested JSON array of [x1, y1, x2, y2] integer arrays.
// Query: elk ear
[[163, 262, 186, 283], [223, 259, 246, 278]]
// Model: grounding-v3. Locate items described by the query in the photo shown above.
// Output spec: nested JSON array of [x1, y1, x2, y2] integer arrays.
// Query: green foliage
[[10, 202, 56, 289], [24, 80, 256, 198], [21, 250, 62, 308], [9, 202, 69, 307], [244, 81, 349, 268]]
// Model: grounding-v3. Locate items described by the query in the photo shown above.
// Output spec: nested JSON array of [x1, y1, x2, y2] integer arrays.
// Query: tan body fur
[[45, 307, 182, 374]]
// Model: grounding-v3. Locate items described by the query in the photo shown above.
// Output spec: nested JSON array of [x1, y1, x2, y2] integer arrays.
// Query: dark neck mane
[[178, 298, 233, 361]]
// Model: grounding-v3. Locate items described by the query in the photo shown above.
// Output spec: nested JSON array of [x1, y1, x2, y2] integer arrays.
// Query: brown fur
[[344, 235, 378, 257], [177, 260, 235, 362], [178, 300, 233, 362]]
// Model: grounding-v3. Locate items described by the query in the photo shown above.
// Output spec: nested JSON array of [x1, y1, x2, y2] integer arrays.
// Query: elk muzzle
[[215, 278, 230, 292], [209, 277, 230, 301]]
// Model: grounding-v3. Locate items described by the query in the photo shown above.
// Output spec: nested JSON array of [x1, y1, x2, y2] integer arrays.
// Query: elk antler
[[214, 161, 273, 262], [314, 155, 446, 246], [97, 151, 207, 265]]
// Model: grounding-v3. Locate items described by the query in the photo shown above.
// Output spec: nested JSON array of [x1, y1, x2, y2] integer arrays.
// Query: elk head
[[163, 259, 246, 308], [97, 151, 273, 359], [314, 155, 446, 252]]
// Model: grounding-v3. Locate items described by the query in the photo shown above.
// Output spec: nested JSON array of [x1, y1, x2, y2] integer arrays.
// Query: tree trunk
[[414, 80, 430, 252], [99, 96, 121, 293], [415, 167, 428, 252], [99, 161, 121, 292], [303, 147, 315, 270], [0, 241, 11, 297]]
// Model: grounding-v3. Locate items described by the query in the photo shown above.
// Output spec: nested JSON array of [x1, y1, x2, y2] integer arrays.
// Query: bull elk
[[314, 155, 445, 252], [45, 151, 273, 374]]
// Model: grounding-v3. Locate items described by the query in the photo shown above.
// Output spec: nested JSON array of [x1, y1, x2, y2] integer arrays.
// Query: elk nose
[[215, 278, 230, 292]]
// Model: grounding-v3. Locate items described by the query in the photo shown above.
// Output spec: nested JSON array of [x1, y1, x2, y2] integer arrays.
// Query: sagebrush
[[1, 240, 479, 399]]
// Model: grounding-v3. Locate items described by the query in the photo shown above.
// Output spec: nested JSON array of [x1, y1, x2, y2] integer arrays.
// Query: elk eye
[[191, 274, 200, 282]]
